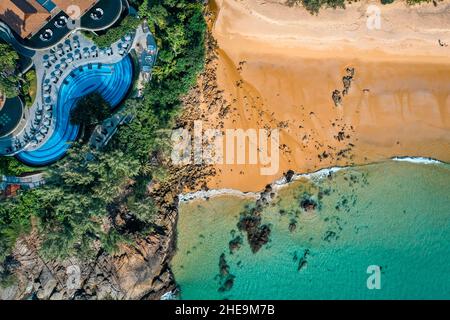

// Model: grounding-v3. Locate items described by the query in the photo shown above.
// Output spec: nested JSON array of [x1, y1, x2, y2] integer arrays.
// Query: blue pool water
[[17, 56, 133, 166]]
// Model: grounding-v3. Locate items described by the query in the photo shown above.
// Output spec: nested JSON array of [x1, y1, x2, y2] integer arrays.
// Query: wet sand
[[198, 0, 450, 192]]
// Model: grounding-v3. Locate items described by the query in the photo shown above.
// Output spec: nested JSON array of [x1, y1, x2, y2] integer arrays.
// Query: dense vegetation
[[285, 0, 441, 14], [70, 92, 112, 126], [22, 69, 37, 107], [85, 16, 141, 48], [0, 43, 21, 98], [0, 43, 37, 106], [0, 158, 36, 176], [118, 0, 206, 160], [0, 0, 206, 263]]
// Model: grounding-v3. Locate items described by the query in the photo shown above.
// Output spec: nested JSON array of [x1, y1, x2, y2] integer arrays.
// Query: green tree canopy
[[70, 92, 112, 126], [0, 43, 20, 98]]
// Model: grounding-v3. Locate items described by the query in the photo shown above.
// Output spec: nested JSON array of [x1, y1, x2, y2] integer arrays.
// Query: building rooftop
[[0, 0, 98, 39], [53, 0, 99, 16], [0, 0, 52, 39]]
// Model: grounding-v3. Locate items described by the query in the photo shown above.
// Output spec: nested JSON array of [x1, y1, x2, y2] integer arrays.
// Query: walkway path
[[0, 173, 46, 190]]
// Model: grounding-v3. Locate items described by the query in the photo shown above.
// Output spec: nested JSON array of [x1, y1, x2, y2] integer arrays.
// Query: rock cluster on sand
[[332, 90, 342, 107], [342, 67, 355, 96], [332, 67, 355, 107]]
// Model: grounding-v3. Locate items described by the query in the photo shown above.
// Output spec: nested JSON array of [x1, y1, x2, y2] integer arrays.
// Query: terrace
[[5, 31, 136, 165], [0, 0, 126, 50], [0, 1, 158, 166]]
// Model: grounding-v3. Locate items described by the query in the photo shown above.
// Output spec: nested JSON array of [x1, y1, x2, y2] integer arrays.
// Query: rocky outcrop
[[332, 90, 342, 107], [0, 209, 178, 300]]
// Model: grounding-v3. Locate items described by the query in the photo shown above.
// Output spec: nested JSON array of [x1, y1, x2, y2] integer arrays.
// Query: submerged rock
[[288, 221, 297, 233], [219, 253, 230, 276], [218, 254, 235, 292], [300, 198, 317, 212], [297, 249, 310, 272], [229, 236, 243, 254], [285, 170, 295, 182]]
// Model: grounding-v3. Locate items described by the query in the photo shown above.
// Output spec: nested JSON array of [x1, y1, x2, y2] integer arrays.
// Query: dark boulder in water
[[323, 230, 338, 242], [300, 198, 317, 212], [229, 236, 243, 253], [219, 253, 230, 276], [285, 170, 295, 182], [218, 275, 235, 292], [297, 249, 310, 272], [289, 221, 297, 233], [218, 254, 235, 292]]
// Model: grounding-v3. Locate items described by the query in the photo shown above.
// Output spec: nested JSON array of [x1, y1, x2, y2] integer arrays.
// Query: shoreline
[[179, 157, 448, 203]]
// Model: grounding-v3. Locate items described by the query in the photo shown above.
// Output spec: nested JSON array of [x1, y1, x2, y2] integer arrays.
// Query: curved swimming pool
[[17, 56, 133, 166]]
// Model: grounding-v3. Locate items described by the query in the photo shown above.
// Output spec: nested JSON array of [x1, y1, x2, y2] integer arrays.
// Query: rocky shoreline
[[2, 0, 448, 299]]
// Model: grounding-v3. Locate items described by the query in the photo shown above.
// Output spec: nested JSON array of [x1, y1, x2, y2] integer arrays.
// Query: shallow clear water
[[172, 161, 450, 299]]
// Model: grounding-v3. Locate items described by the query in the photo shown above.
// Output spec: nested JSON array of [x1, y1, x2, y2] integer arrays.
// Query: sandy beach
[[195, 0, 450, 192]]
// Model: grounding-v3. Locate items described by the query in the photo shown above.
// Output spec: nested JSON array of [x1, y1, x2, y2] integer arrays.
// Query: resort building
[[0, 0, 157, 165], [0, 0, 99, 39], [0, 0, 125, 49]]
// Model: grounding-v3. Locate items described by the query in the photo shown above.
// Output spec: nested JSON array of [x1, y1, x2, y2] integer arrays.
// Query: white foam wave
[[392, 156, 443, 165]]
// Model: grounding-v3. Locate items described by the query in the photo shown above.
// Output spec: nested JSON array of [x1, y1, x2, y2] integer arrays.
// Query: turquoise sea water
[[171, 161, 450, 299]]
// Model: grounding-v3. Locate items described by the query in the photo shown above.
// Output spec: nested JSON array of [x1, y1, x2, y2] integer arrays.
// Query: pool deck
[[0, 23, 152, 157]]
